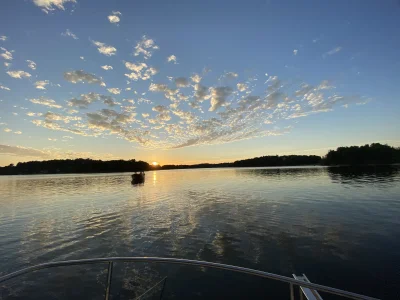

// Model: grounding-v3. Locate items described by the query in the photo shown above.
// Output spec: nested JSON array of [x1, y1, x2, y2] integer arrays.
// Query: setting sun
[[152, 162, 159, 166]]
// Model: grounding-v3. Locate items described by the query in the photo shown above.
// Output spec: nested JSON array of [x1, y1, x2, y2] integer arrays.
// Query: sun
[[152, 162, 159, 166]]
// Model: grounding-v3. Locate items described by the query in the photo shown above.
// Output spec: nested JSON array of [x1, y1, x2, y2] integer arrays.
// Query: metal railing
[[0, 257, 380, 300]]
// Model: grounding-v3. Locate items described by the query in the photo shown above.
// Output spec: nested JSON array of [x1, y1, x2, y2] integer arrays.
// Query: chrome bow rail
[[0, 257, 379, 300]]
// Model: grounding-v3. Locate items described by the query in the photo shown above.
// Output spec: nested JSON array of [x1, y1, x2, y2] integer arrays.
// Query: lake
[[0, 166, 399, 299]]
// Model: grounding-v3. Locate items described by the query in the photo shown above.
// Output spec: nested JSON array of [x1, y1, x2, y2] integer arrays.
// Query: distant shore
[[1, 143, 399, 176]]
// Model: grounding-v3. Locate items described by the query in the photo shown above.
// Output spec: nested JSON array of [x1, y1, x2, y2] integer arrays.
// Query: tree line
[[1, 143, 399, 175], [0, 159, 149, 175], [323, 143, 400, 165]]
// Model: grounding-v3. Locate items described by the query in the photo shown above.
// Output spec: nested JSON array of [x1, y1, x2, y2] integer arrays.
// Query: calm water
[[0, 166, 399, 299]]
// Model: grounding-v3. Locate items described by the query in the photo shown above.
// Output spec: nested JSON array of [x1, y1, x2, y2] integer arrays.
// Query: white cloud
[[167, 55, 177, 64], [0, 85, 10, 91], [149, 83, 179, 102], [4, 62, 11, 68], [80, 56, 85, 60], [237, 83, 248, 92], [1, 47, 13, 60], [14, 131, 22, 135], [61, 29, 78, 39], [34, 80, 49, 90], [101, 65, 113, 70], [108, 11, 122, 23], [124, 62, 158, 81], [107, 88, 121, 95], [293, 49, 298, 55], [64, 70, 104, 85], [224, 72, 238, 79], [26, 112, 43, 117], [30, 97, 62, 109], [323, 46, 342, 57], [134, 35, 159, 59], [190, 74, 202, 83], [32, 0, 76, 13], [26, 60, 37, 70], [0, 36, 7, 41], [7, 70, 31, 79], [4, 128, 12, 132], [209, 87, 233, 111], [92, 40, 117, 56], [175, 77, 189, 87], [44, 112, 81, 123]]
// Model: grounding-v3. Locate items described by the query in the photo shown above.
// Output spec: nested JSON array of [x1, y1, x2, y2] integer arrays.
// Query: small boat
[[131, 171, 145, 184]]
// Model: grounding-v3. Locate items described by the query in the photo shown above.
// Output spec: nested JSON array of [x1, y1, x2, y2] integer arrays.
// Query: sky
[[0, 0, 400, 166]]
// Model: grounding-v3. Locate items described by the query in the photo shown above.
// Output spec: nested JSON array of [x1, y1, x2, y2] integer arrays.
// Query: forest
[[324, 143, 400, 165]]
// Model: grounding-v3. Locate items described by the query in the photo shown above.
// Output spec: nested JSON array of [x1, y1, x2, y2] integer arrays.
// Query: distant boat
[[131, 171, 145, 184]]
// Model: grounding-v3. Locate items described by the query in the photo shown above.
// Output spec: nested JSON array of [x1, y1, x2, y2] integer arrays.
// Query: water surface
[[0, 166, 399, 299]]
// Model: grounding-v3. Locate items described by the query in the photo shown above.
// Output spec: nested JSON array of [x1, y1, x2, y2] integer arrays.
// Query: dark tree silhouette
[[0, 159, 150, 175], [323, 143, 400, 165]]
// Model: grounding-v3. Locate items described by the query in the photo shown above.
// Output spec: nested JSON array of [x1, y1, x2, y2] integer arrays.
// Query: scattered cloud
[[175, 77, 189, 87], [34, 80, 49, 90], [209, 87, 233, 111], [0, 144, 48, 158], [1, 47, 13, 60], [124, 62, 158, 81], [32, 0, 76, 13], [0, 144, 116, 160], [293, 49, 298, 55], [92, 40, 117, 56], [101, 65, 113, 70], [134, 35, 159, 59], [237, 83, 248, 92], [0, 36, 7, 41], [190, 74, 202, 83], [4, 62, 11, 68], [4, 128, 12, 132], [108, 11, 121, 24], [80, 56, 85, 60], [67, 92, 100, 108], [61, 29, 78, 39], [323, 46, 342, 57], [30, 97, 63, 108], [107, 88, 121, 95], [224, 72, 239, 79], [167, 55, 177, 64], [7, 70, 31, 79], [44, 111, 81, 123], [0, 85, 10, 91], [67, 93, 118, 109], [64, 70, 105, 85], [26, 60, 37, 70], [14, 131, 22, 134], [26, 112, 43, 117]]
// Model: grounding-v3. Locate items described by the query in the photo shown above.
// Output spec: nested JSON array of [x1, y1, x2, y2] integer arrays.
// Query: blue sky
[[0, 0, 399, 166]]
